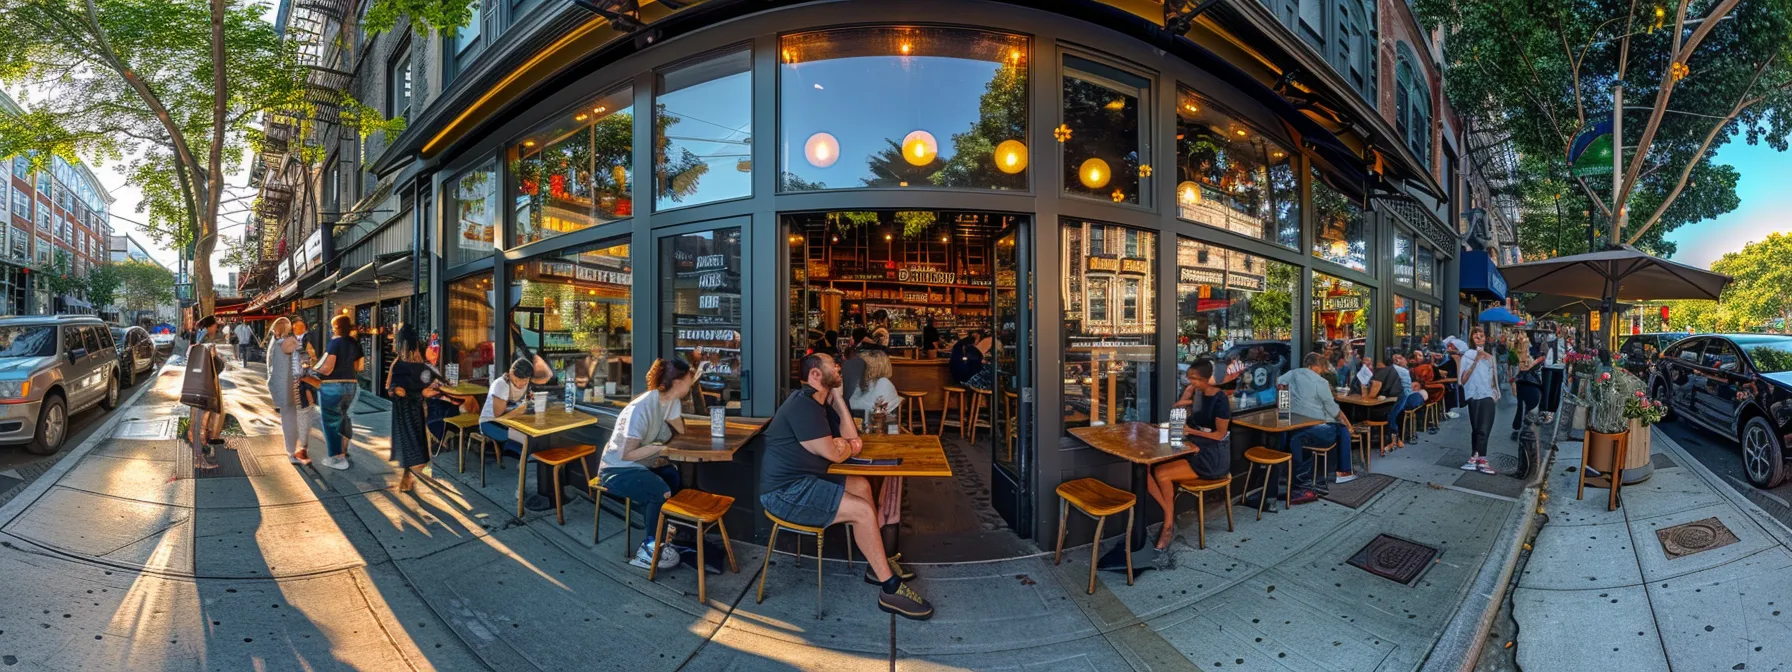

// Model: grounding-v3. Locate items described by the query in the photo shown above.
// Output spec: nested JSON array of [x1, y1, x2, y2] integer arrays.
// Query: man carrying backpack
[[181, 316, 226, 470]]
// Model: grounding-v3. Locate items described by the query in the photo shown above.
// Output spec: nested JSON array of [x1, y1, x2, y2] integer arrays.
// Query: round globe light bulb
[[994, 139, 1028, 174], [1177, 181, 1202, 205], [1079, 158, 1111, 189], [804, 132, 840, 168], [901, 130, 938, 166]]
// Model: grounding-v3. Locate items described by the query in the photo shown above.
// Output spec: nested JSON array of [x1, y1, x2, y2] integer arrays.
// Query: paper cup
[[532, 392, 548, 414]]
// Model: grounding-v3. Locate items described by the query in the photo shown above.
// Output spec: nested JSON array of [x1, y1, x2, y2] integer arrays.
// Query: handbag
[[179, 343, 222, 411], [1516, 364, 1543, 387]]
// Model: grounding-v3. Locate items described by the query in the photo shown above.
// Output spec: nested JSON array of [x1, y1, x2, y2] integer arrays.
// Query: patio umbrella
[[1479, 307, 1525, 324], [1501, 245, 1730, 302], [1524, 294, 1633, 317]]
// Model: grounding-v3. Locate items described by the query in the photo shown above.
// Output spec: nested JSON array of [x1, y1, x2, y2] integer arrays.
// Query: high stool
[[1350, 424, 1373, 473], [1174, 476, 1233, 549], [1053, 478, 1136, 594], [461, 429, 502, 487], [1362, 420, 1388, 454], [648, 490, 740, 603], [966, 387, 993, 443], [1402, 407, 1420, 442], [898, 391, 928, 434], [1243, 447, 1294, 520], [757, 512, 855, 617], [1306, 442, 1338, 488], [527, 444, 596, 525], [940, 386, 969, 436], [589, 478, 636, 559], [1002, 391, 1020, 460]]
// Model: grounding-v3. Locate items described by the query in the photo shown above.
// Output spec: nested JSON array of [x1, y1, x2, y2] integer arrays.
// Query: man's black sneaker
[[877, 582, 934, 621], [1289, 489, 1320, 505], [863, 554, 916, 584]]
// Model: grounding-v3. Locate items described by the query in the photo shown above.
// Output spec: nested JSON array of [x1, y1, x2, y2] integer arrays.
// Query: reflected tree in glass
[[934, 57, 1027, 190]]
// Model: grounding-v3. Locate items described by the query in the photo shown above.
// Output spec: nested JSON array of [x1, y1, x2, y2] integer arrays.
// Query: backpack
[[180, 343, 222, 411]]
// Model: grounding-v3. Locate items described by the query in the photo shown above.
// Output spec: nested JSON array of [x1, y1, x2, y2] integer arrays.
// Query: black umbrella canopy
[[1502, 245, 1730, 302], [1524, 294, 1634, 317]]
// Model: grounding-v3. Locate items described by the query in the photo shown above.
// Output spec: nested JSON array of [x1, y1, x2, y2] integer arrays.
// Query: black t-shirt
[[1184, 393, 1232, 479], [760, 389, 845, 492], [1370, 365, 1403, 399], [389, 361, 433, 395], [322, 336, 362, 381]]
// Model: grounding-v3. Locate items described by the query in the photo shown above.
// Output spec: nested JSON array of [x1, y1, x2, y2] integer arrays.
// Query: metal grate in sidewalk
[[1347, 534, 1439, 585], [1655, 517, 1739, 559]]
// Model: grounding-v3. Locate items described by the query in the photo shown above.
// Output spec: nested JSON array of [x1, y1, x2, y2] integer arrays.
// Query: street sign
[[1569, 115, 1614, 177], [175, 283, 193, 301]]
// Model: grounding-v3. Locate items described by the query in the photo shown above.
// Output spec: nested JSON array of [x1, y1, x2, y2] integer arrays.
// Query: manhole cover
[[115, 418, 177, 440], [1656, 517, 1739, 559], [1347, 534, 1439, 585], [1487, 454, 1521, 472]]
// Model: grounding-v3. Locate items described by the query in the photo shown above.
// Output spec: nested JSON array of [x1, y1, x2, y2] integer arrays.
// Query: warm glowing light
[[1177, 181, 1202, 205], [884, 234, 893, 241], [1272, 151, 1285, 159], [994, 139, 1027, 174], [901, 130, 937, 166], [1110, 189, 1125, 202], [900, 42, 912, 55], [804, 132, 840, 168], [1078, 158, 1111, 189], [1105, 99, 1125, 111], [588, 289, 597, 296], [575, 113, 589, 122], [1009, 49, 1022, 62], [1234, 129, 1247, 137], [941, 235, 949, 243], [524, 140, 536, 147], [594, 106, 606, 114], [1184, 103, 1198, 113]]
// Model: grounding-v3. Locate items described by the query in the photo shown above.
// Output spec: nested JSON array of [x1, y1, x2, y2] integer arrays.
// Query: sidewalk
[[0, 354, 1539, 671], [1514, 423, 1792, 671]]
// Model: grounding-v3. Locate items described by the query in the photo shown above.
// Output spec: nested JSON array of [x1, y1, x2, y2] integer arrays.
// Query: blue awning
[[1459, 252, 1507, 301]]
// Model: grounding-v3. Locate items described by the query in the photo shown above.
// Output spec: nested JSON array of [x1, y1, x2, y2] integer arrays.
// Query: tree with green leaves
[[116, 259, 174, 317], [1709, 232, 1792, 331], [1416, 0, 1792, 252], [87, 261, 121, 312], [40, 250, 83, 300]]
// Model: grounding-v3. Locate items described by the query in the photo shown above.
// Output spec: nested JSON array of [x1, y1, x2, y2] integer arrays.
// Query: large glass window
[[510, 86, 634, 247], [1394, 232, 1414, 286], [1062, 219, 1155, 430], [1176, 238, 1298, 412], [511, 241, 634, 408], [1174, 89, 1299, 248], [655, 47, 752, 210], [661, 228, 744, 416], [779, 27, 1029, 192], [1392, 294, 1410, 358], [1416, 245, 1435, 293], [1061, 57, 1148, 205], [1311, 167, 1369, 272], [1313, 272, 1370, 360], [444, 161, 497, 267]]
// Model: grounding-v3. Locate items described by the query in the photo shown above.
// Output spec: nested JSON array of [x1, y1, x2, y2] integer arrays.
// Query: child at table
[[599, 358, 698, 571], [1148, 359, 1231, 551]]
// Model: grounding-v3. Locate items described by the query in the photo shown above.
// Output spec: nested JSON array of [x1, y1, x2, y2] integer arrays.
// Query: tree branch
[[1626, 55, 1775, 245]]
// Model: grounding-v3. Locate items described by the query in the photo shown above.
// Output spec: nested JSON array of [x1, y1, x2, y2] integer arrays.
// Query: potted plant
[[1623, 388, 1667, 459], [1584, 369, 1644, 476]]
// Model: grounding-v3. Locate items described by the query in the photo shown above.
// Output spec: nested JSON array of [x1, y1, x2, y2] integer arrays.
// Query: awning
[[210, 298, 253, 317], [303, 271, 340, 299], [1459, 251, 1507, 302], [244, 279, 299, 314], [335, 262, 377, 291], [376, 253, 413, 280]]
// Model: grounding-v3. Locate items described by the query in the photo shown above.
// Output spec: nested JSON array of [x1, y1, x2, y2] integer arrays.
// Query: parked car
[[1618, 332, 1688, 379], [1649, 334, 1792, 488], [0, 316, 121, 455], [111, 325, 157, 387]]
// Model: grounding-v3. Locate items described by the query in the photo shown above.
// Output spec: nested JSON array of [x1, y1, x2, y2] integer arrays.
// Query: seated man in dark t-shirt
[[758, 353, 933, 620], [1145, 358, 1231, 551]]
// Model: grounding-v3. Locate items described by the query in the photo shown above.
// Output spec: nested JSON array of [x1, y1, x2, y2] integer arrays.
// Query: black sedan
[[1650, 334, 1792, 487], [111, 326, 157, 387]]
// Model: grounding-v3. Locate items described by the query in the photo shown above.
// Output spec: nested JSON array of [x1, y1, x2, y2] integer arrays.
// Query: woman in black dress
[[385, 326, 432, 492]]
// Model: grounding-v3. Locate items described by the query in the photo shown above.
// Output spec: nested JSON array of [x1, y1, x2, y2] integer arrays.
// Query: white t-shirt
[[236, 324, 253, 344], [848, 377, 903, 415], [601, 389, 679, 471], [480, 376, 530, 423]]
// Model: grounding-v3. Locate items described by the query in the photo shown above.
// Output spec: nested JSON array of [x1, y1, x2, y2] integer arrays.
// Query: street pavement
[[0, 358, 162, 507], [0, 353, 1541, 671]]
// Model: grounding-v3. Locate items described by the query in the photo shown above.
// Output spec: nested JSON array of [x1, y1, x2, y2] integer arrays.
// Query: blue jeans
[[598, 466, 682, 546], [319, 382, 357, 458], [1289, 423, 1353, 484], [1385, 393, 1410, 437], [480, 421, 523, 457]]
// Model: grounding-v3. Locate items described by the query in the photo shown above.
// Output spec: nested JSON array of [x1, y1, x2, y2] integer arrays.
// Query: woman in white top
[[598, 358, 697, 570], [478, 358, 537, 459], [265, 317, 314, 465], [848, 349, 903, 419], [1458, 329, 1501, 474]]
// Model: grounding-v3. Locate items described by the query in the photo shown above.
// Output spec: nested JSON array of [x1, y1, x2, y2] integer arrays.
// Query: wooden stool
[[1362, 420, 1388, 454], [1402, 408, 1420, 442], [1003, 390, 1020, 460], [444, 413, 482, 472], [756, 512, 855, 617], [898, 391, 928, 434], [1350, 424, 1373, 472], [1053, 478, 1136, 595], [1306, 442, 1338, 487], [966, 387, 993, 443], [461, 430, 502, 488], [648, 490, 740, 603], [589, 478, 636, 559], [1174, 476, 1234, 549], [1243, 447, 1294, 520], [940, 386, 968, 436], [528, 444, 596, 525]]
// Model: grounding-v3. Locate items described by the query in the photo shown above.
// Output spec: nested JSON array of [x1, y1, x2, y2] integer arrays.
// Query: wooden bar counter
[[888, 357, 952, 409]]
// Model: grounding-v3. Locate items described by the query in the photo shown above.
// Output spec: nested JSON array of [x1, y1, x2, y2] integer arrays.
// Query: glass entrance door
[[989, 223, 1033, 537]]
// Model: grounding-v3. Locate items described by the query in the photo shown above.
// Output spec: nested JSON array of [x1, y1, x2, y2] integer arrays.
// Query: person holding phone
[[600, 358, 696, 570], [1147, 359, 1231, 550], [1459, 330, 1501, 474]]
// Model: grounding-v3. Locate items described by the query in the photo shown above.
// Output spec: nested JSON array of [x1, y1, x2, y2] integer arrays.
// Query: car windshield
[[0, 326, 57, 358], [1744, 340, 1792, 374], [110, 328, 124, 343]]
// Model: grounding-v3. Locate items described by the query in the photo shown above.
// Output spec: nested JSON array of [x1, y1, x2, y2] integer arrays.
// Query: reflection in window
[[1416, 246, 1435, 293], [779, 27, 1028, 192], [1313, 272, 1371, 360], [445, 161, 496, 267], [1394, 232, 1414, 286], [1062, 219, 1155, 430], [661, 228, 744, 416], [511, 242, 634, 408], [1174, 89, 1298, 248], [1311, 167, 1369, 272], [1392, 295, 1409, 358], [1176, 238, 1297, 412], [656, 47, 752, 210], [1062, 57, 1147, 204], [445, 275, 496, 385], [511, 87, 633, 247]]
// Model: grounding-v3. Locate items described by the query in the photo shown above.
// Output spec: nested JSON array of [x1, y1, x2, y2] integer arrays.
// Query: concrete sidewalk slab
[[1513, 584, 1668, 671], [1518, 519, 1640, 589], [895, 556, 1102, 655], [1626, 501, 1779, 584], [1645, 545, 1792, 671]]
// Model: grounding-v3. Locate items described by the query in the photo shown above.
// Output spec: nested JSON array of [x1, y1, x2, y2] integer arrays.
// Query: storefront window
[[779, 27, 1029, 192], [1061, 57, 1147, 205], [661, 228, 744, 415], [1174, 89, 1298, 248], [1394, 232, 1414, 286], [1416, 245, 1435, 293], [1063, 219, 1155, 430], [1312, 272, 1370, 360], [510, 86, 633, 247], [445, 275, 497, 385], [445, 161, 497, 267], [1176, 238, 1297, 411], [511, 241, 634, 407], [1413, 302, 1437, 352], [1311, 168, 1369, 272], [655, 46, 752, 210], [1392, 294, 1410, 358]]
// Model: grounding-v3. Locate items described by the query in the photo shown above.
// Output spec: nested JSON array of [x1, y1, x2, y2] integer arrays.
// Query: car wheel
[[101, 373, 119, 410], [120, 362, 134, 388], [25, 395, 66, 455], [1652, 380, 1675, 422], [1740, 416, 1786, 489]]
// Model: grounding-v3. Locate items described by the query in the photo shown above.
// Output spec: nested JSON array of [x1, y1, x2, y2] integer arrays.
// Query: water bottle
[[1277, 383, 1291, 421], [710, 407, 726, 437], [563, 382, 576, 412]]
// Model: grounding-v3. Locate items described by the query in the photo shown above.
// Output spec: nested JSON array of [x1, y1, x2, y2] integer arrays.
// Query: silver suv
[[0, 315, 120, 454]]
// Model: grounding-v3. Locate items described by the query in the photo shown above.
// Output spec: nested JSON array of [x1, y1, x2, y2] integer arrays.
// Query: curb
[[1418, 445, 1548, 671], [0, 360, 165, 526], [1648, 425, 1792, 547]]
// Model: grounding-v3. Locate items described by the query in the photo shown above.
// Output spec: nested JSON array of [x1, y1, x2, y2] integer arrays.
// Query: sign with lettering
[[678, 328, 740, 343], [699, 295, 720, 309], [695, 254, 727, 270], [1321, 296, 1362, 312], [277, 257, 292, 283], [1180, 267, 1225, 286], [896, 266, 956, 284], [1226, 272, 1265, 292], [1121, 258, 1150, 274], [303, 230, 323, 271], [1087, 256, 1120, 272]]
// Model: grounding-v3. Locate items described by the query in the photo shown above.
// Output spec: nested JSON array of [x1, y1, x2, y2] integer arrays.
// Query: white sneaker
[[630, 541, 680, 570], [326, 456, 351, 471], [1335, 473, 1358, 484], [287, 454, 303, 464], [1460, 459, 1480, 471], [1446, 411, 1461, 419]]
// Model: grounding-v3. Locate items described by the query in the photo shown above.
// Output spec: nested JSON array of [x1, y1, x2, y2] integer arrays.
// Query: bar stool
[[1053, 478, 1135, 594], [756, 512, 855, 617], [460, 428, 502, 487], [1306, 442, 1338, 488], [966, 387, 993, 443], [1174, 476, 1233, 549], [589, 478, 637, 559], [437, 413, 480, 464], [1362, 420, 1388, 455], [1350, 424, 1373, 473], [1002, 390, 1020, 459], [898, 391, 928, 434], [526, 444, 596, 525], [647, 490, 740, 603], [1243, 447, 1294, 520], [940, 386, 968, 437], [1402, 407, 1420, 442]]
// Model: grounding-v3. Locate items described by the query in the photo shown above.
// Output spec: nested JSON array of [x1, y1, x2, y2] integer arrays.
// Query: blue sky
[[1663, 135, 1792, 270]]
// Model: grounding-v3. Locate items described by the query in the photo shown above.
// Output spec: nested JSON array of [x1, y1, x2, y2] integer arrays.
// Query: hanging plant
[[829, 211, 880, 230], [895, 211, 936, 238]]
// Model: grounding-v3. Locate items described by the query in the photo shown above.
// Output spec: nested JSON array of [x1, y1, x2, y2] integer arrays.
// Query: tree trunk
[[197, 0, 227, 319]]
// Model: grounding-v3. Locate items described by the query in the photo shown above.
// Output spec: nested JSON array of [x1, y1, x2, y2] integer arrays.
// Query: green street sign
[[1569, 115, 1614, 178]]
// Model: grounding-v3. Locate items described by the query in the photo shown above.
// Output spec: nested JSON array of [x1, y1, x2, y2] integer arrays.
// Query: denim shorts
[[759, 475, 846, 528]]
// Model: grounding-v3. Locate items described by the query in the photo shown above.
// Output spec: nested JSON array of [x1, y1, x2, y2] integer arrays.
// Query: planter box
[[1586, 428, 1629, 474]]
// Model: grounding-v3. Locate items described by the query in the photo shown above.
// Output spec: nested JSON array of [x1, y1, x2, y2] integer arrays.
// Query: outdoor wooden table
[[659, 416, 769, 463], [828, 433, 952, 556], [1231, 409, 1327, 506], [442, 382, 490, 397], [496, 408, 599, 518], [1068, 421, 1195, 573]]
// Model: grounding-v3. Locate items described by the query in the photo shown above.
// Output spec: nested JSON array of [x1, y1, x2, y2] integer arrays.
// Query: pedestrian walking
[[1459, 330, 1500, 474], [1539, 326, 1567, 413], [385, 326, 432, 492], [234, 320, 256, 365], [1510, 331, 1545, 440], [179, 315, 223, 471], [599, 357, 697, 570], [266, 317, 315, 465], [315, 314, 364, 471]]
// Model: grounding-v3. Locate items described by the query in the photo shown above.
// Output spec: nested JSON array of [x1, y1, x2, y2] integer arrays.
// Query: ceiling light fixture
[[804, 132, 840, 168]]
